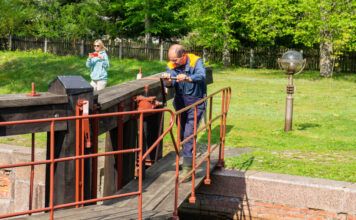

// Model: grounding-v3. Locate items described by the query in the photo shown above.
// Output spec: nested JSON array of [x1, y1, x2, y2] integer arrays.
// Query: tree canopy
[[0, 0, 355, 76]]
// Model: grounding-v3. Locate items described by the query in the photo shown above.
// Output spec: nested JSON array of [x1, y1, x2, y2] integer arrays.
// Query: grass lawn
[[208, 67, 356, 183], [0, 50, 355, 182], [0, 50, 166, 94]]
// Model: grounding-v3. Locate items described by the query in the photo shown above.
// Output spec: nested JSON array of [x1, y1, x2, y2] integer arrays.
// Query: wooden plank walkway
[[16, 147, 243, 220]]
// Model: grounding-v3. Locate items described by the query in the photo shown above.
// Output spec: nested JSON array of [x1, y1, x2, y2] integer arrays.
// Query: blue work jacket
[[166, 54, 207, 98]]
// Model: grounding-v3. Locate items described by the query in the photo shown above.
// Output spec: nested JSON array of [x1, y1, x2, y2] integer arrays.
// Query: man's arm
[[189, 59, 206, 82]]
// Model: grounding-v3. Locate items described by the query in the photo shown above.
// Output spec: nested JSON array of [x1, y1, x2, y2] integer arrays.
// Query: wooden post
[[203, 48, 208, 63], [103, 119, 137, 196], [250, 48, 254, 69], [119, 41, 123, 59], [44, 38, 48, 53], [80, 39, 85, 56], [45, 76, 94, 206], [160, 42, 164, 62], [8, 34, 12, 51]]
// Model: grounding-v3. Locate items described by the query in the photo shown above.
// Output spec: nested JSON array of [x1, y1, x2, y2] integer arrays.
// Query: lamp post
[[278, 50, 306, 132]]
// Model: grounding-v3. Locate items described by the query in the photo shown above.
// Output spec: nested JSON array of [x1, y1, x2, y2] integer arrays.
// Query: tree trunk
[[222, 35, 231, 66], [222, 10, 231, 66], [249, 48, 254, 69], [319, 42, 333, 77], [8, 34, 12, 51], [144, 0, 151, 59], [44, 37, 48, 53], [119, 40, 123, 59], [159, 40, 164, 62], [80, 39, 85, 56], [319, 3, 333, 77], [72, 39, 77, 55], [203, 48, 208, 63], [144, 14, 151, 45]]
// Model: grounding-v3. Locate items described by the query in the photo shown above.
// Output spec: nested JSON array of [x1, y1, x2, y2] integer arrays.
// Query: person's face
[[94, 43, 102, 52], [169, 53, 186, 67]]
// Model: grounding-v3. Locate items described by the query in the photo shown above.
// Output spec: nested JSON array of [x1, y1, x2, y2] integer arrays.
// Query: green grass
[[0, 50, 166, 94], [206, 67, 356, 182], [0, 50, 355, 182]]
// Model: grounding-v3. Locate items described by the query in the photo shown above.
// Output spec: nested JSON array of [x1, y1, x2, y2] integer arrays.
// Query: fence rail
[[1, 36, 356, 73], [0, 108, 175, 220], [0, 86, 231, 220]]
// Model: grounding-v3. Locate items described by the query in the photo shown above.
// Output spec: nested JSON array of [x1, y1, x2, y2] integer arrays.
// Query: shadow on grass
[[331, 72, 356, 83], [237, 156, 255, 172], [296, 123, 320, 130], [198, 124, 234, 145]]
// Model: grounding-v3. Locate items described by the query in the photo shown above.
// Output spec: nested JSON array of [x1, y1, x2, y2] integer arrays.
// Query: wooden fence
[[1, 36, 356, 73]]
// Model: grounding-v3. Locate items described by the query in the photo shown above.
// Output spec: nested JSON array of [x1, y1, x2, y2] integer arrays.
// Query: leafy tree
[[32, 0, 62, 39], [294, 0, 356, 77], [147, 0, 190, 41], [185, 0, 241, 66], [58, 0, 106, 40], [241, 0, 356, 77], [105, 0, 190, 42], [243, 0, 298, 44], [32, 0, 105, 40], [0, 0, 36, 40]]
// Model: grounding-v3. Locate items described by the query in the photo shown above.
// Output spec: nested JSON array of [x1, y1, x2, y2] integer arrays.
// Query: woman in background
[[86, 39, 110, 91]]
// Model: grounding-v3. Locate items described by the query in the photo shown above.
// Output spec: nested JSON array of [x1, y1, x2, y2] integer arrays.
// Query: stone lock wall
[[0, 144, 46, 215], [180, 169, 356, 220]]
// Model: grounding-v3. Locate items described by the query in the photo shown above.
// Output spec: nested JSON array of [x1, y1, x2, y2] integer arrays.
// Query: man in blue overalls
[[162, 44, 207, 180]]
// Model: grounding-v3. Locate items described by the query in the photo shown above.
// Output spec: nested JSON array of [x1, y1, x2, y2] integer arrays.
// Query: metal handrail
[[0, 108, 175, 220], [0, 86, 231, 220], [171, 87, 231, 219]]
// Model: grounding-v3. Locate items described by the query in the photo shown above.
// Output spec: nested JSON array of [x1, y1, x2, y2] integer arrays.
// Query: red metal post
[[217, 90, 226, 168], [117, 104, 124, 190], [220, 89, 229, 167], [91, 105, 99, 201], [204, 97, 213, 185], [173, 114, 181, 219], [138, 113, 144, 220], [75, 104, 81, 208], [50, 121, 55, 220], [189, 106, 197, 204], [81, 112, 85, 206], [28, 133, 35, 214], [27, 82, 40, 97], [81, 100, 89, 206]]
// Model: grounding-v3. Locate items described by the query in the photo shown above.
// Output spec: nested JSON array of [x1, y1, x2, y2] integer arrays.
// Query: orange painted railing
[[171, 87, 231, 220], [0, 86, 231, 220], [0, 108, 175, 220]]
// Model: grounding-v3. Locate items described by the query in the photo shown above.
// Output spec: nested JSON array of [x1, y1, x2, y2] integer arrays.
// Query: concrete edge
[[203, 168, 356, 214]]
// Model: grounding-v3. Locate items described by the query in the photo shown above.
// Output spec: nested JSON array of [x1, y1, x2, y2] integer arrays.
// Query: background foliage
[[0, 0, 355, 76]]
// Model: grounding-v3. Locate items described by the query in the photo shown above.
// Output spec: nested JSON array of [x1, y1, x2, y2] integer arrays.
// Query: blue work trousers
[[173, 95, 206, 166]]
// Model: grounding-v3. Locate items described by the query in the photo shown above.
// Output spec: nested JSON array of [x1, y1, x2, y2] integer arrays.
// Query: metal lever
[[82, 100, 91, 148]]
